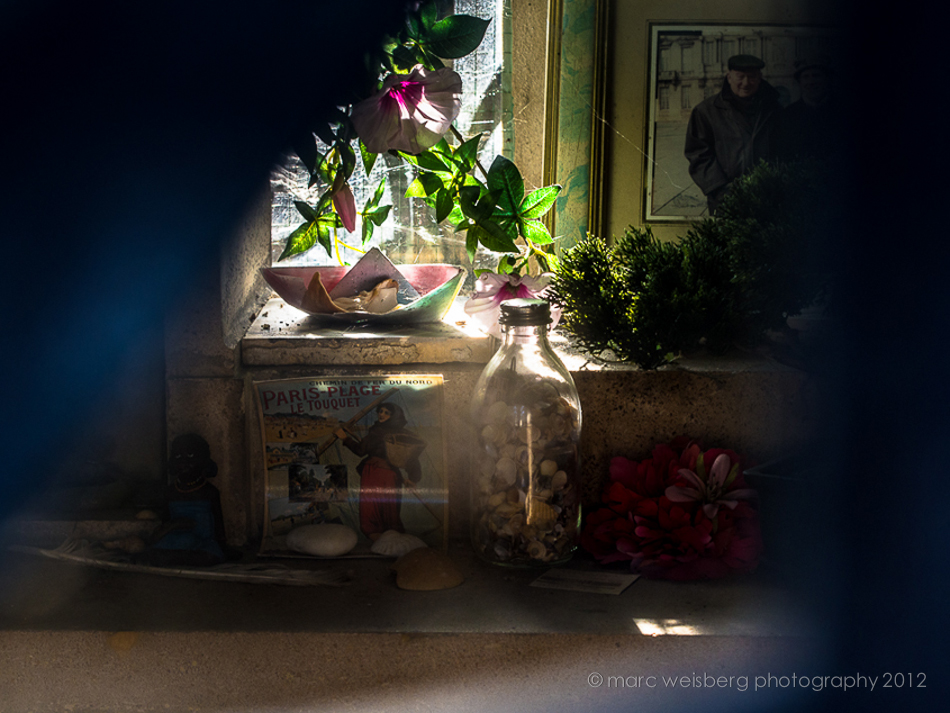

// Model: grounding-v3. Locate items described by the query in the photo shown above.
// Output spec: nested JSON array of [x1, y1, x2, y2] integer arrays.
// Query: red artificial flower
[[579, 507, 641, 565], [581, 439, 763, 580]]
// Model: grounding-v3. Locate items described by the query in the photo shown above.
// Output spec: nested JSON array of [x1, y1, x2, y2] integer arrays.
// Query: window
[[743, 38, 761, 58], [702, 38, 719, 67], [269, 0, 508, 273], [680, 42, 694, 73]]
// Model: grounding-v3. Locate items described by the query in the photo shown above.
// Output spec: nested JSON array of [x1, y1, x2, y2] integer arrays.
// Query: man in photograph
[[780, 54, 842, 161], [684, 54, 783, 214]]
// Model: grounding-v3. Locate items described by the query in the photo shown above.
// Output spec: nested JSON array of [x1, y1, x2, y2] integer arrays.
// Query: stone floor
[[0, 534, 831, 712]]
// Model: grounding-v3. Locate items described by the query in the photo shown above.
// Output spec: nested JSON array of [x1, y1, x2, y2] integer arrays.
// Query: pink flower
[[665, 451, 757, 519], [351, 65, 462, 155], [332, 181, 357, 232], [463, 272, 561, 336]]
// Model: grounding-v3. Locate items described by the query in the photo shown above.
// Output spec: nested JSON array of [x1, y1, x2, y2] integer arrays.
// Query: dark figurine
[[138, 433, 232, 566]]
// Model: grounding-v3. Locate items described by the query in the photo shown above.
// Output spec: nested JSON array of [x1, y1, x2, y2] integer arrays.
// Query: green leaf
[[496, 255, 522, 275], [407, 172, 445, 197], [454, 135, 483, 172], [520, 185, 561, 219], [314, 121, 336, 146], [533, 249, 560, 273], [314, 191, 333, 215], [405, 178, 428, 198], [391, 44, 418, 72], [419, 0, 438, 30], [465, 225, 480, 263], [521, 219, 554, 245], [458, 185, 496, 223], [279, 215, 340, 261], [294, 200, 319, 222], [367, 179, 386, 211], [307, 151, 332, 187], [435, 188, 455, 223], [423, 137, 457, 165], [406, 8, 422, 39], [361, 218, 375, 245], [444, 203, 466, 225], [359, 141, 378, 176], [408, 149, 452, 173], [424, 15, 490, 59], [487, 155, 525, 216], [468, 222, 519, 255], [458, 186, 518, 253], [366, 205, 392, 226], [294, 135, 318, 175], [423, 51, 445, 71], [338, 142, 356, 180]]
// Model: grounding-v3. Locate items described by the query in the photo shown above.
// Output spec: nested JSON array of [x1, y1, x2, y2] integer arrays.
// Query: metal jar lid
[[498, 298, 552, 327]]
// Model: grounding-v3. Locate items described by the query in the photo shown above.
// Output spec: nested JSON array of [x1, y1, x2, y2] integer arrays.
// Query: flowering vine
[[279, 0, 561, 279]]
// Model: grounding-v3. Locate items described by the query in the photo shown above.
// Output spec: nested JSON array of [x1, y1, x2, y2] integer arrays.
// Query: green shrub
[[550, 160, 833, 369]]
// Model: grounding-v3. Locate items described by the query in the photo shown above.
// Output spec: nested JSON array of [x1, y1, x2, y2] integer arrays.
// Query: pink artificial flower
[[332, 181, 357, 232], [463, 272, 561, 336], [665, 452, 757, 519], [351, 65, 462, 155]]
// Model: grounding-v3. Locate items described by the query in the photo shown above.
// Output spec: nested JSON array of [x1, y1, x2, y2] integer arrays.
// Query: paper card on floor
[[530, 569, 640, 595]]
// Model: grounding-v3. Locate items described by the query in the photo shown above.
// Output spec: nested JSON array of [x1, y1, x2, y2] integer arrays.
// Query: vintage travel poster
[[254, 375, 447, 556]]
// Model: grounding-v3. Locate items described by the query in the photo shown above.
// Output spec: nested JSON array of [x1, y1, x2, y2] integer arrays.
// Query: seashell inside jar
[[469, 386, 582, 566]]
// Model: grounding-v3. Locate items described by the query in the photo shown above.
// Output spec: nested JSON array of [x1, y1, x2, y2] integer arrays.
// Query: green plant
[[550, 229, 689, 369], [714, 159, 833, 334], [550, 160, 833, 369], [279, 0, 560, 269]]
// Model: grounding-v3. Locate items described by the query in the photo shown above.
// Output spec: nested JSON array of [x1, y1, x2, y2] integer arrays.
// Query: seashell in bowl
[[370, 530, 428, 558], [260, 248, 464, 325]]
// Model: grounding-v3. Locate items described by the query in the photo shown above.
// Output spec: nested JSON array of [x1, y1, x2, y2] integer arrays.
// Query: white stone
[[286, 524, 358, 557]]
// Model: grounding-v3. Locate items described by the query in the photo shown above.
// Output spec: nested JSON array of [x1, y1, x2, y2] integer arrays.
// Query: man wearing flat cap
[[685, 54, 783, 214]]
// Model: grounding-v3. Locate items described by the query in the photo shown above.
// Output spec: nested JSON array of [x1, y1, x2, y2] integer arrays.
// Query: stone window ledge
[[242, 297, 494, 367], [242, 295, 805, 375]]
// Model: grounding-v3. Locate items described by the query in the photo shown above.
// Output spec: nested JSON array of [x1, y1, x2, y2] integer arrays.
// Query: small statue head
[[169, 433, 217, 483]]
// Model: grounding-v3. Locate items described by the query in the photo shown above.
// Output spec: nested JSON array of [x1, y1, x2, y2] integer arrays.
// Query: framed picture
[[543, 2, 844, 240], [253, 375, 448, 557], [645, 23, 840, 221]]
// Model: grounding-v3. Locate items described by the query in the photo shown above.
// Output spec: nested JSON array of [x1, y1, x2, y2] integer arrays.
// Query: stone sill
[[242, 296, 494, 366], [243, 295, 803, 376]]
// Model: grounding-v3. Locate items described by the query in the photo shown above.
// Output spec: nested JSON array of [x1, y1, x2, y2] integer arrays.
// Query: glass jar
[[469, 298, 582, 566]]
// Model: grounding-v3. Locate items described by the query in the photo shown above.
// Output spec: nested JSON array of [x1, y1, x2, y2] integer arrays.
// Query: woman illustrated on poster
[[335, 402, 424, 541]]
